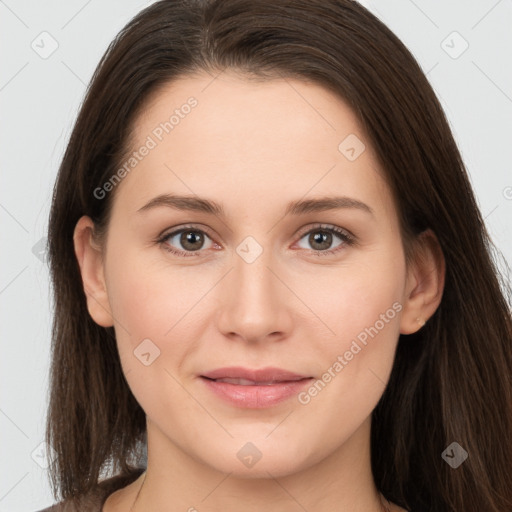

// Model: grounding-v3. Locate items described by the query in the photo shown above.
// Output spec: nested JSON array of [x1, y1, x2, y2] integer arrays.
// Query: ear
[[400, 229, 445, 335], [73, 215, 114, 327]]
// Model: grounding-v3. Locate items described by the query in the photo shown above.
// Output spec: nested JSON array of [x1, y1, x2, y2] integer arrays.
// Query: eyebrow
[[137, 194, 374, 217]]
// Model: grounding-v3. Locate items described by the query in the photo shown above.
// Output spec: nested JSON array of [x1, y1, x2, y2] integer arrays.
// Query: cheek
[[102, 251, 200, 389], [292, 256, 405, 432], [104, 258, 204, 417], [105, 249, 201, 338], [307, 252, 405, 351]]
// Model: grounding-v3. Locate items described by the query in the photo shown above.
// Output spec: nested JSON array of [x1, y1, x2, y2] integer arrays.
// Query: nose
[[216, 248, 293, 344]]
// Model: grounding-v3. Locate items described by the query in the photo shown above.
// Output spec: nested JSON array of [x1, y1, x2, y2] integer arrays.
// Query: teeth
[[215, 378, 280, 386]]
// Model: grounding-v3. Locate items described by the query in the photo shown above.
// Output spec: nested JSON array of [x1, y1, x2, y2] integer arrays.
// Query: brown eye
[[308, 231, 334, 251], [296, 225, 354, 255], [178, 230, 205, 251], [158, 227, 215, 257]]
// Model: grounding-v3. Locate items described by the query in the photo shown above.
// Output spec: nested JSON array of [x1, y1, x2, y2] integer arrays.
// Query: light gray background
[[1, 1, 511, 510]]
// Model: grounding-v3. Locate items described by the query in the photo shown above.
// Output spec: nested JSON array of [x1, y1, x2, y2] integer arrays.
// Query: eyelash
[[155, 223, 355, 258]]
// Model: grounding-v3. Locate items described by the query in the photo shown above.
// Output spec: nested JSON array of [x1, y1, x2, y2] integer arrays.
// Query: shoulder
[[35, 468, 146, 512]]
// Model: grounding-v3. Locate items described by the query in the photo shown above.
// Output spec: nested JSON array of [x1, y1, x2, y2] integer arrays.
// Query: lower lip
[[200, 377, 313, 408]]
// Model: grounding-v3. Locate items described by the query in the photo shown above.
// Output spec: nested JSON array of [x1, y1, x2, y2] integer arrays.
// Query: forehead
[[135, 71, 364, 158], [111, 71, 395, 222]]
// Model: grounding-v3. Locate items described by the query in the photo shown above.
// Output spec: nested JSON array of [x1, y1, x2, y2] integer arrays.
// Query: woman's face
[[76, 71, 431, 478]]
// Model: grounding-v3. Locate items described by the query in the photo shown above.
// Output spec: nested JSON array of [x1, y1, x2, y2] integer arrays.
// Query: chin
[[201, 441, 315, 479]]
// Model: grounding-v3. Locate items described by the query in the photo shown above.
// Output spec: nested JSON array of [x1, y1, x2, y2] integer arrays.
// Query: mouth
[[201, 376, 310, 386], [200, 366, 312, 383], [199, 370, 314, 408]]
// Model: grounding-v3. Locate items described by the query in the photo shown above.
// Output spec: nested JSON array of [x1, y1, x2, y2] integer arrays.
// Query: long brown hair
[[46, 1, 512, 510]]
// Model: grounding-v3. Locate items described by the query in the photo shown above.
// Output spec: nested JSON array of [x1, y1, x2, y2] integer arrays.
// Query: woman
[[39, 0, 512, 511]]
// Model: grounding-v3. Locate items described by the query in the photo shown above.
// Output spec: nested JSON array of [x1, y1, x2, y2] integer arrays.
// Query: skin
[[74, 71, 445, 512]]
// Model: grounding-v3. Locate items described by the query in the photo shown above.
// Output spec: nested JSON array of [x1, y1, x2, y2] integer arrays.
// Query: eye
[[156, 223, 355, 258], [157, 225, 217, 257], [295, 224, 355, 256]]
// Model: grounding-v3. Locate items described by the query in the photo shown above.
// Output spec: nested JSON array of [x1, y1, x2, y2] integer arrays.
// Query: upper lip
[[201, 366, 311, 383]]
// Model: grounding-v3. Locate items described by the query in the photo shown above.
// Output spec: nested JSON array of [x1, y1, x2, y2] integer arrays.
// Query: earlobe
[[73, 215, 114, 327], [399, 229, 446, 335]]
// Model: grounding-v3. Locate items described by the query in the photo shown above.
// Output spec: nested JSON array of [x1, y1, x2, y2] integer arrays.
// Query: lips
[[199, 366, 313, 408], [200, 366, 311, 384], [213, 378, 283, 385]]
